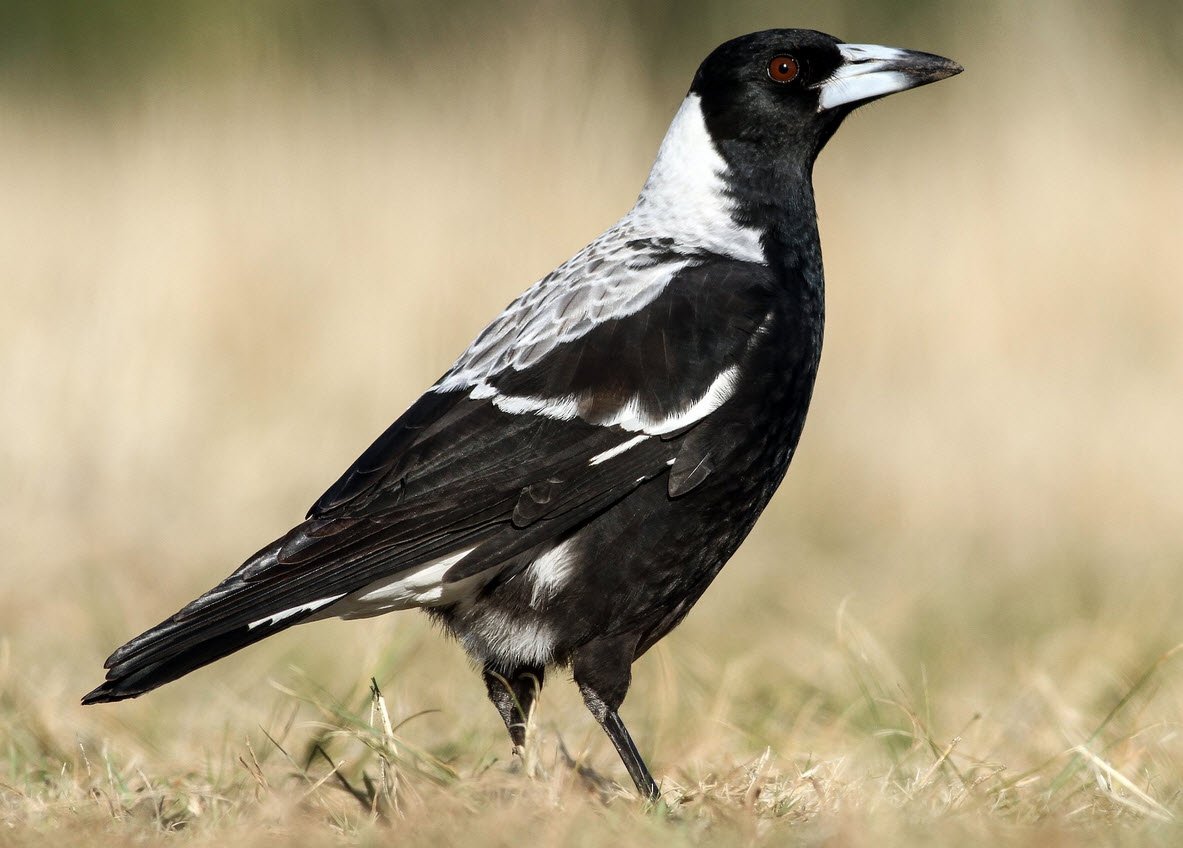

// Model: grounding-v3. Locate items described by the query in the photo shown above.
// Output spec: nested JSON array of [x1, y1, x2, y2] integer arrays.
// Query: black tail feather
[[82, 615, 301, 705]]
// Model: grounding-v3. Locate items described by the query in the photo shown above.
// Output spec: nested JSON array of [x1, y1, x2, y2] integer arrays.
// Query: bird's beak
[[816, 43, 963, 111]]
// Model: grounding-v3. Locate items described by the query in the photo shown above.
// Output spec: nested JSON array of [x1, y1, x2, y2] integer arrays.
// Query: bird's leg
[[573, 638, 660, 802], [483, 662, 545, 764]]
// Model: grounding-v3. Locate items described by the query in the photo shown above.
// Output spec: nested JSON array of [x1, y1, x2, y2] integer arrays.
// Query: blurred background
[[3, 0, 1183, 829]]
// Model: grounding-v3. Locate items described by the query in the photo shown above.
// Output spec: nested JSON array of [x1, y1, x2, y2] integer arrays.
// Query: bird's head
[[691, 29, 963, 166]]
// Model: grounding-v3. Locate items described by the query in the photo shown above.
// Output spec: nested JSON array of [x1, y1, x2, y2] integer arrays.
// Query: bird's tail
[[83, 506, 490, 704], [81, 615, 296, 704], [81, 535, 341, 705]]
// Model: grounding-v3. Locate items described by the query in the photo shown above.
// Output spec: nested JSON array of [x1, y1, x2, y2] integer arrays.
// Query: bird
[[83, 29, 961, 801]]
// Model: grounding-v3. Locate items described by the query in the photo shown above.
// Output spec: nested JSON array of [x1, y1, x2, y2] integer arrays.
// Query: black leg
[[483, 662, 544, 753], [573, 638, 660, 802]]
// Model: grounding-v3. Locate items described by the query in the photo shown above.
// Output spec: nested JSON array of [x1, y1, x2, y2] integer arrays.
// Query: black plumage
[[83, 29, 961, 801]]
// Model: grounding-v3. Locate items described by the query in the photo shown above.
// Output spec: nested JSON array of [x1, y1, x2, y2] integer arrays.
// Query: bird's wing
[[87, 255, 778, 701], [259, 252, 779, 604]]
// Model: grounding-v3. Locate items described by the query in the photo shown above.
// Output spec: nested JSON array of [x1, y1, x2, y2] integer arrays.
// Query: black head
[[690, 29, 962, 167]]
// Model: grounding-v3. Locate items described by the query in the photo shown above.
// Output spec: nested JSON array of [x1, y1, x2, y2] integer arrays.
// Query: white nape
[[634, 94, 765, 263]]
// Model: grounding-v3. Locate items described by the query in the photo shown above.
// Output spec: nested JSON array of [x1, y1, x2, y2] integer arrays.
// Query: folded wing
[[83, 257, 777, 703]]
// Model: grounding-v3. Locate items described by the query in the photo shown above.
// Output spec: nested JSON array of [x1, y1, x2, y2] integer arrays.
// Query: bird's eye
[[767, 55, 799, 83]]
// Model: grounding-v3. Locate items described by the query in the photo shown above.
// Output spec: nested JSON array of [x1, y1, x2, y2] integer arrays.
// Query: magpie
[[83, 30, 961, 801]]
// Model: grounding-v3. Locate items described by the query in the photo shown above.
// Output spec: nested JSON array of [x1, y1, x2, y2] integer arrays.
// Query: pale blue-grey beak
[[817, 43, 963, 111]]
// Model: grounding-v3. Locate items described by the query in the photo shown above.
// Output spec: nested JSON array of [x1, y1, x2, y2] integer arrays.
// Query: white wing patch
[[247, 594, 345, 630], [469, 381, 580, 421], [603, 365, 740, 435], [588, 434, 651, 466], [323, 547, 478, 620], [476, 364, 740, 436], [434, 94, 764, 395]]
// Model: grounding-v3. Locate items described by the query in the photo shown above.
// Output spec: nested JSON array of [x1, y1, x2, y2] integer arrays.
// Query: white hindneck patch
[[632, 94, 764, 264]]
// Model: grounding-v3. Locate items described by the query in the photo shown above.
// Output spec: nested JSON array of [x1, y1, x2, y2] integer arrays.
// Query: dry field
[[3, 5, 1183, 846]]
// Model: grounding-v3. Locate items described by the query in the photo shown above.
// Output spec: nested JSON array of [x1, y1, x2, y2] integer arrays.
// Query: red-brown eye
[[767, 55, 799, 83]]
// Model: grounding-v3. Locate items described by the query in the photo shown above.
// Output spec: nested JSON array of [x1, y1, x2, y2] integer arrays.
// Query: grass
[[3, 5, 1183, 845], [6, 622, 1183, 846]]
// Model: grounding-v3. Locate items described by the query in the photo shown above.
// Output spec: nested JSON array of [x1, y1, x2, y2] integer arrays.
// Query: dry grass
[[4, 6, 1183, 846]]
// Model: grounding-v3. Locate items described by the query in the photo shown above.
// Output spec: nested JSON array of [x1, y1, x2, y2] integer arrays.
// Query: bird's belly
[[437, 439, 798, 669], [448, 605, 562, 669]]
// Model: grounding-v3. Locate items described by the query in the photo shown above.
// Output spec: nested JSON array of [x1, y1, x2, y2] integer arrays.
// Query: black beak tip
[[941, 59, 965, 78], [927, 54, 965, 81]]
